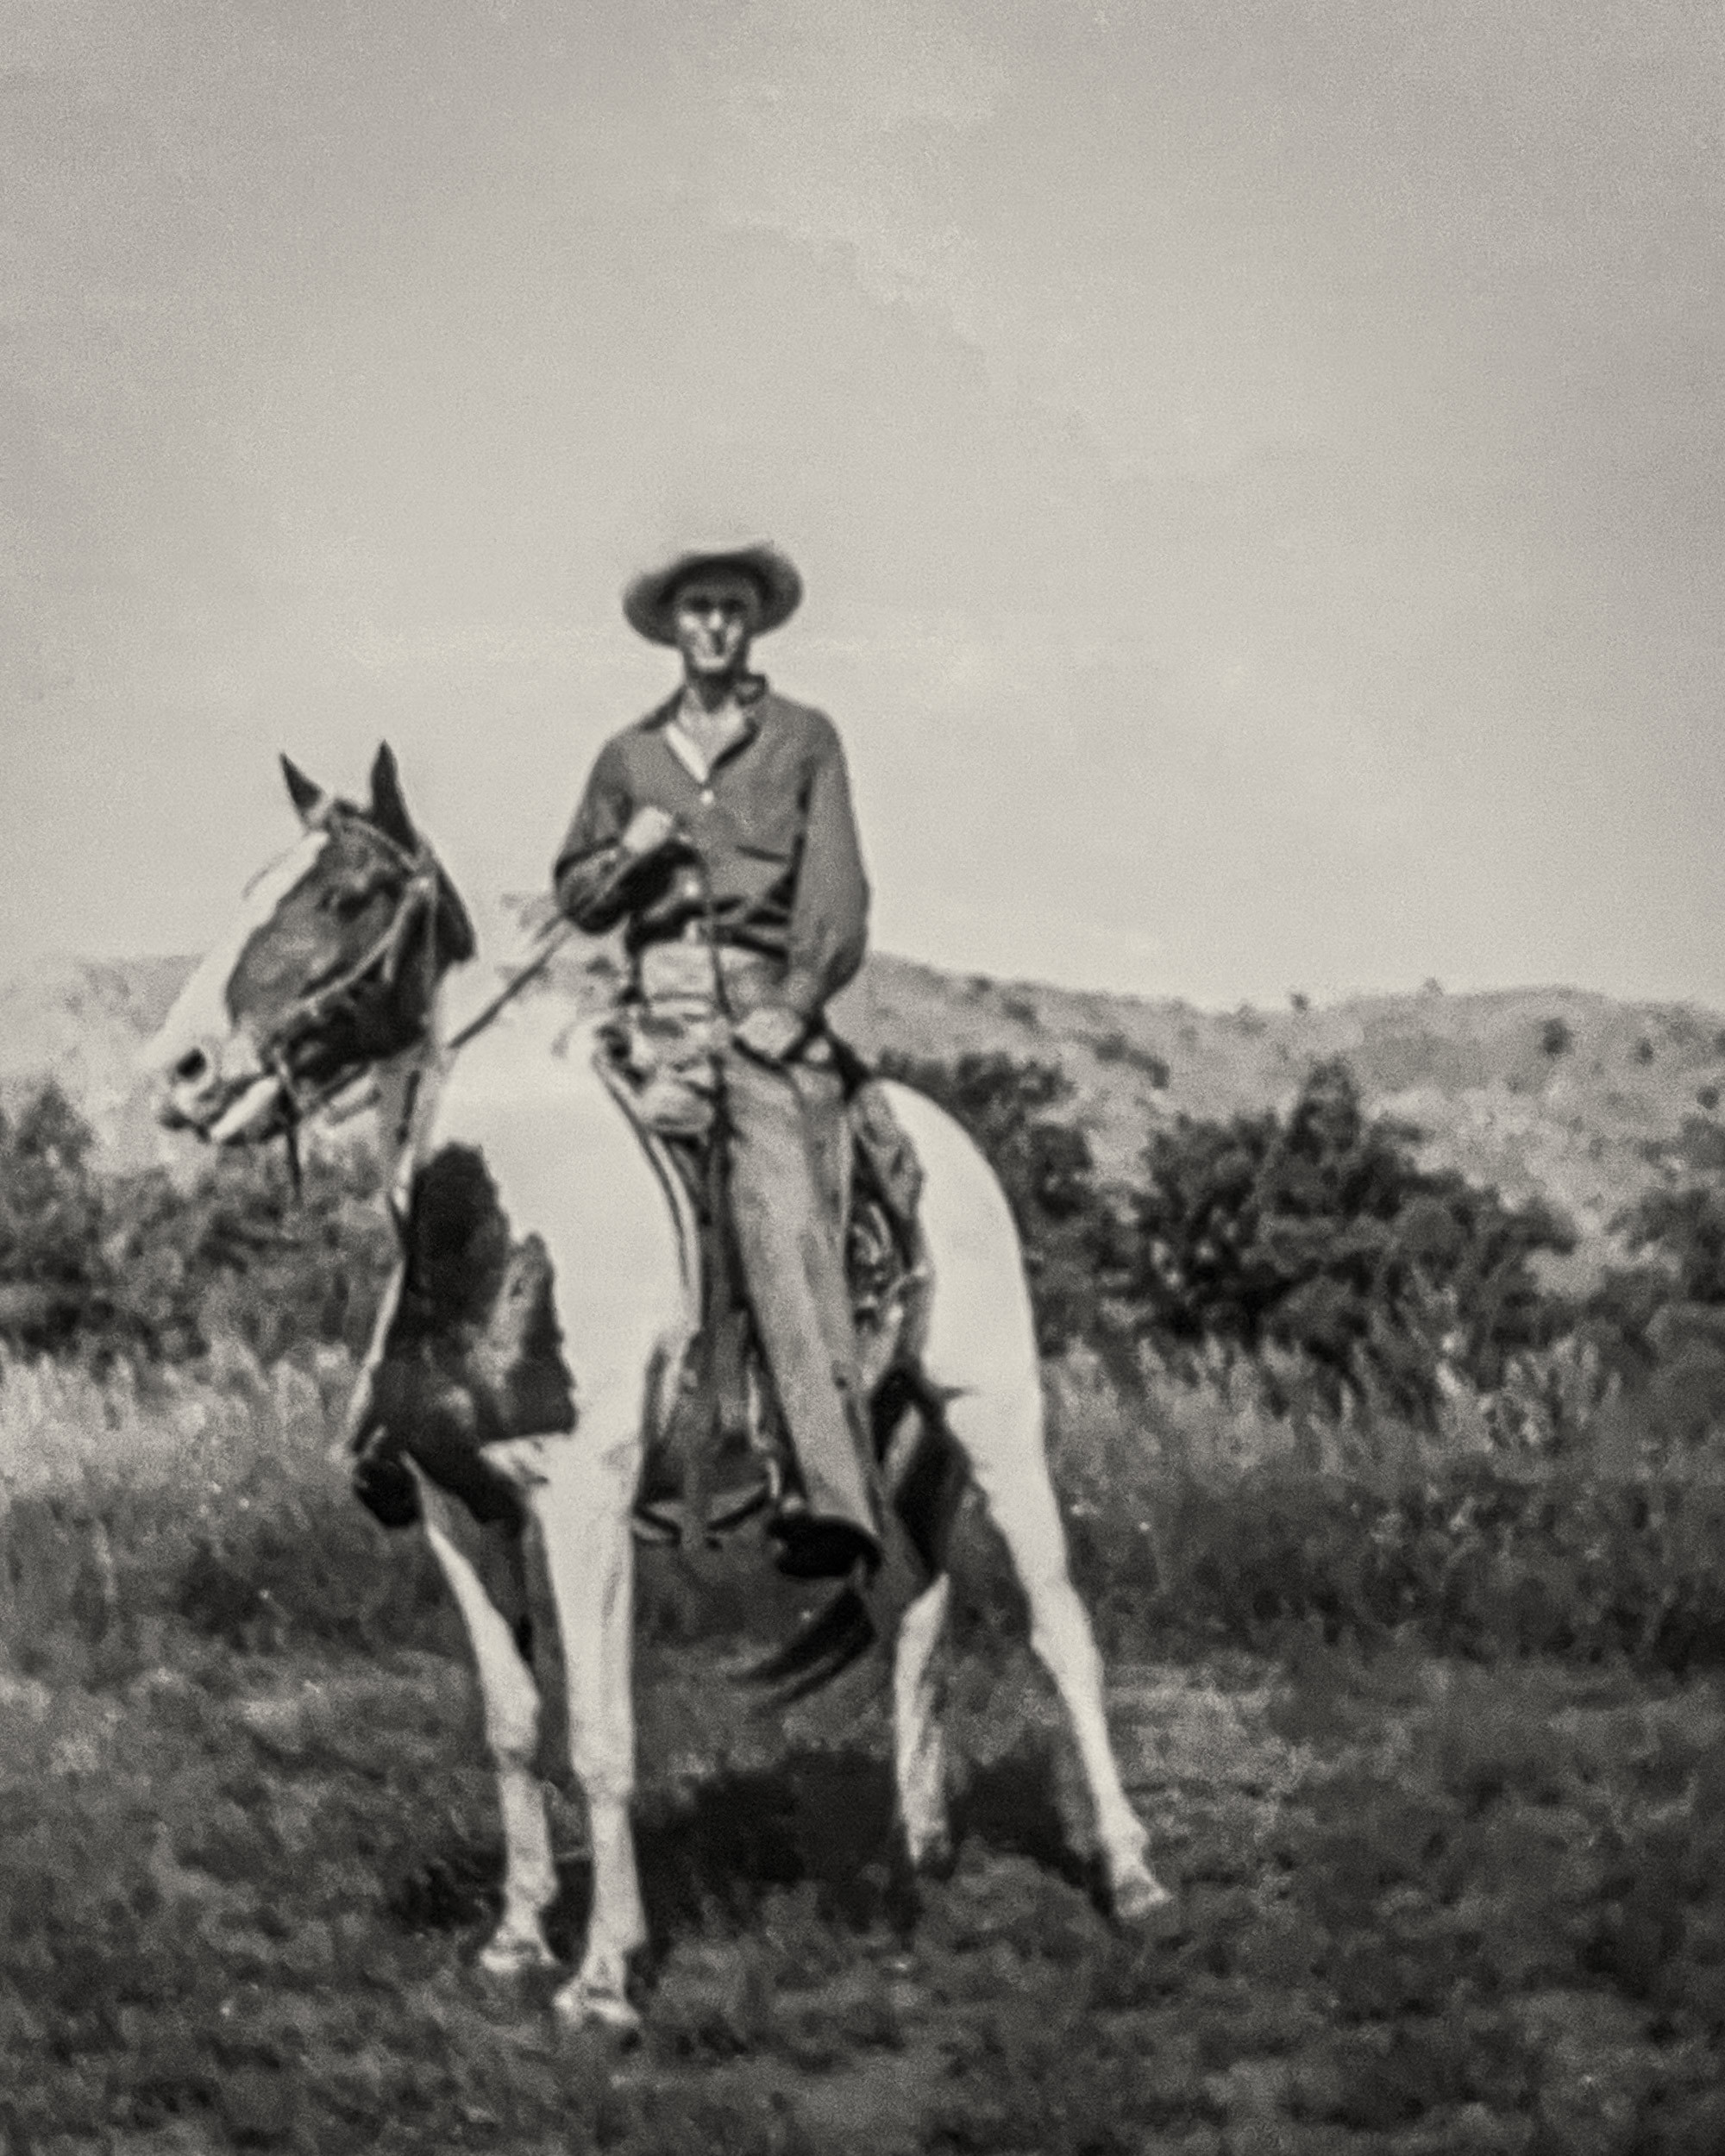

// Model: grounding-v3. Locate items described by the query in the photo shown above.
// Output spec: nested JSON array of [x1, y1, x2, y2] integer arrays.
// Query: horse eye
[[323, 879, 381, 918]]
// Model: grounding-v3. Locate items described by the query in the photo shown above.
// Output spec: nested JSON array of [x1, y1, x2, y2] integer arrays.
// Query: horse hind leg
[[941, 1385, 1172, 1921], [411, 1473, 558, 1975], [892, 1571, 954, 1872], [879, 1394, 962, 1871]]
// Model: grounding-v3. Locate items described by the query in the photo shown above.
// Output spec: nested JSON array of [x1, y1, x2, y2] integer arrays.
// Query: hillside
[[0, 956, 195, 1176], [7, 943, 1724, 1281], [831, 962, 1725, 1283]]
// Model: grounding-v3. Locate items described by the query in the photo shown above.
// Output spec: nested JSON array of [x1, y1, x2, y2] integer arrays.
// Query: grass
[[1047, 1353, 1725, 1676], [5, 1355, 1725, 2151]]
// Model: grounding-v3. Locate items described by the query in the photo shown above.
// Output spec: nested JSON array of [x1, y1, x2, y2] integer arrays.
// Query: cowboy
[[552, 542, 885, 1583]]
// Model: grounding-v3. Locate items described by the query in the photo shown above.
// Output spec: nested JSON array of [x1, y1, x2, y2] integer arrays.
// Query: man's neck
[[680, 667, 747, 718]]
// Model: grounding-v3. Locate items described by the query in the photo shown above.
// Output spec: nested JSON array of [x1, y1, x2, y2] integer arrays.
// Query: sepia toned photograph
[[3, 3, 1722, 2148]]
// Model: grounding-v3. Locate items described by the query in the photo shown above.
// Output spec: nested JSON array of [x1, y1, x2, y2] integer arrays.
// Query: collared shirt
[[553, 680, 870, 1019]]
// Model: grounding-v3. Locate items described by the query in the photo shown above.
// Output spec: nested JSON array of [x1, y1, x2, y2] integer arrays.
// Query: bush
[[1116, 1059, 1575, 1413], [0, 1084, 110, 1358], [1583, 1176, 1725, 1445], [1086, 1032, 1170, 1087], [0, 1084, 393, 1371]]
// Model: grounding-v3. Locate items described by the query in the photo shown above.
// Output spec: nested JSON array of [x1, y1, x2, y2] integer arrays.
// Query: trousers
[[620, 938, 882, 1557], [720, 1044, 881, 1547]]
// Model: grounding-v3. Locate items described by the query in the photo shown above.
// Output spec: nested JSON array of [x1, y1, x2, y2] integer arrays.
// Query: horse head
[[146, 745, 475, 1144]]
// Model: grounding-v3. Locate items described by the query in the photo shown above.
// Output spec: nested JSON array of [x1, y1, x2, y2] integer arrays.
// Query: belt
[[634, 937, 785, 1011]]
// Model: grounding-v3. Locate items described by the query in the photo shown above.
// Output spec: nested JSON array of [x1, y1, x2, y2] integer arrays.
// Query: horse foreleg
[[892, 1571, 953, 1872], [412, 1476, 557, 1975], [945, 1391, 1171, 1921], [526, 1417, 648, 2035]]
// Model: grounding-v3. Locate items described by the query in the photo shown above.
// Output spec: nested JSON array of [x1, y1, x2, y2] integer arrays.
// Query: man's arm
[[780, 724, 870, 1021], [552, 742, 684, 933]]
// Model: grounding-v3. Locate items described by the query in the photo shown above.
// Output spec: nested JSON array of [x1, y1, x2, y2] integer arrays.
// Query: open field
[[5, 1367, 1725, 2153]]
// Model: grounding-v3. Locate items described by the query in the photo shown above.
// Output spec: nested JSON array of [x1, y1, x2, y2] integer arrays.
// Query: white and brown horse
[[144, 746, 1167, 2031]]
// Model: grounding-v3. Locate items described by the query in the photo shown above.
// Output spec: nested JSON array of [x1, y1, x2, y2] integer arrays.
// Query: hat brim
[[623, 544, 803, 646]]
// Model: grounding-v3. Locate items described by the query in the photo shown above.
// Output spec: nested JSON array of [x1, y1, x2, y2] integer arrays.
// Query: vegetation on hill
[[12, 944, 1725, 1269], [1581, 1176, 1725, 1450], [1120, 1057, 1576, 1412], [11, 1037, 1725, 1450]]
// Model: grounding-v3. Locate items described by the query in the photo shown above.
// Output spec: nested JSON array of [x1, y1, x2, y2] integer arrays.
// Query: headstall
[[252, 818, 447, 1146]]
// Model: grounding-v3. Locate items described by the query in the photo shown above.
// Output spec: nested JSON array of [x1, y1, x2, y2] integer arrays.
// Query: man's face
[[671, 570, 762, 679]]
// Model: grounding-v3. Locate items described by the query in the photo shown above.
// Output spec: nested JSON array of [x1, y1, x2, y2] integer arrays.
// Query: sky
[[3, 0, 1721, 1009]]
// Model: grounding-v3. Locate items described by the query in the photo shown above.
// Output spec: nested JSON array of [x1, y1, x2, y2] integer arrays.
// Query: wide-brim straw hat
[[623, 542, 803, 646]]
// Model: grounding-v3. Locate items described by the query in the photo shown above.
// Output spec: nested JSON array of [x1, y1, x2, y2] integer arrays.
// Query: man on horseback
[[552, 542, 888, 1584]]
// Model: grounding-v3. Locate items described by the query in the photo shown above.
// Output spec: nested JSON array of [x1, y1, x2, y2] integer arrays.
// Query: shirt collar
[[643, 674, 770, 728]]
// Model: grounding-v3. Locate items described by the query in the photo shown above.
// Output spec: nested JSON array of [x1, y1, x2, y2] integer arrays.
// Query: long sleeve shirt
[[553, 681, 870, 1020]]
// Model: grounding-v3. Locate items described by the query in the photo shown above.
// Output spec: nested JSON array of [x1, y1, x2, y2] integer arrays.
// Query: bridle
[[240, 811, 561, 1191], [250, 816, 452, 1162]]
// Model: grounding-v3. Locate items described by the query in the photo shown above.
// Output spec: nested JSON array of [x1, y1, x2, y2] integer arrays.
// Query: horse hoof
[[553, 1980, 643, 2040], [1112, 1870, 1175, 1924], [478, 1932, 557, 1980]]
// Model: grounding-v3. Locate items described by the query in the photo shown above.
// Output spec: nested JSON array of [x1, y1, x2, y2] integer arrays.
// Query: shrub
[[1086, 1031, 1170, 1087], [0, 1083, 393, 1371], [1584, 1178, 1725, 1445], [1115, 1059, 1575, 1413], [1615, 1181, 1725, 1306], [0, 1084, 111, 1357], [1642, 1114, 1725, 1180], [1540, 1017, 1572, 1056]]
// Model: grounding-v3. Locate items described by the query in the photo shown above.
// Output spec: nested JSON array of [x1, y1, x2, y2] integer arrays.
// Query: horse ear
[[368, 743, 418, 851], [281, 755, 332, 825]]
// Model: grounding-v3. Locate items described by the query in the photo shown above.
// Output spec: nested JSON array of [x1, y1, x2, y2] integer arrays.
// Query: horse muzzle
[[151, 1037, 285, 1145]]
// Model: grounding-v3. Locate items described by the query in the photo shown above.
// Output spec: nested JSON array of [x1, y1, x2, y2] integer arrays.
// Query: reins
[[444, 915, 577, 1051]]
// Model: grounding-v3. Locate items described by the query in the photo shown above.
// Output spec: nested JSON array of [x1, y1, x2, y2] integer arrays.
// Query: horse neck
[[319, 987, 446, 1217]]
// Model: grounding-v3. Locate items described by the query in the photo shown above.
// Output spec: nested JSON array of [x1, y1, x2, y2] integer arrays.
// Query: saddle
[[594, 1001, 926, 1550]]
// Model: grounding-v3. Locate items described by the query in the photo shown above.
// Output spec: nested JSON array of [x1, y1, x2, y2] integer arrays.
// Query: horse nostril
[[174, 1048, 210, 1084]]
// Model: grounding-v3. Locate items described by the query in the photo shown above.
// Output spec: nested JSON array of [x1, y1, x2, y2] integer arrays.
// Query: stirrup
[[767, 1509, 881, 1583], [630, 1474, 778, 1550]]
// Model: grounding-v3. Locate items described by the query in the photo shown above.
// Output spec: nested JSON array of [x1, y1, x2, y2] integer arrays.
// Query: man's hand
[[618, 804, 681, 859], [730, 1004, 807, 1065]]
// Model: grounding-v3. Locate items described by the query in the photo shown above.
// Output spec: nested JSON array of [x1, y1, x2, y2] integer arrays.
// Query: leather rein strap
[[253, 819, 445, 1137]]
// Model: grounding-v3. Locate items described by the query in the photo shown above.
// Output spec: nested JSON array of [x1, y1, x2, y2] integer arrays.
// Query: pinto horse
[[144, 745, 1168, 2031]]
